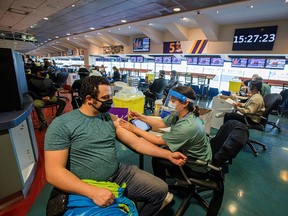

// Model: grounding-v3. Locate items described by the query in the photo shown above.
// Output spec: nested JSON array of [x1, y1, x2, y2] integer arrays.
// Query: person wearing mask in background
[[111, 66, 121, 82], [70, 68, 90, 109], [44, 76, 187, 215], [144, 70, 167, 103], [28, 66, 66, 131], [100, 64, 107, 77], [241, 74, 259, 94], [253, 76, 271, 97], [26, 58, 37, 74], [119, 85, 212, 184], [223, 80, 265, 125], [163, 70, 179, 102]]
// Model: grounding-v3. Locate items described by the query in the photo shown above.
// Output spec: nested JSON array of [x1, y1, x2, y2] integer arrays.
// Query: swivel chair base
[[247, 139, 267, 157]]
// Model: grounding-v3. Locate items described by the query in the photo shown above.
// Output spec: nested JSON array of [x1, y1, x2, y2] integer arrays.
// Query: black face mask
[[91, 98, 113, 113]]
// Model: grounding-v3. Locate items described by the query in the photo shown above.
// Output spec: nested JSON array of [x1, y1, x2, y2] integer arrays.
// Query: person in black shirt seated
[[144, 70, 167, 103], [28, 66, 66, 131], [112, 66, 121, 82], [71, 69, 90, 109]]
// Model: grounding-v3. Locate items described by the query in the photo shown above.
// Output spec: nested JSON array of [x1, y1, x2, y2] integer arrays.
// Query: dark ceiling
[[27, 0, 241, 43]]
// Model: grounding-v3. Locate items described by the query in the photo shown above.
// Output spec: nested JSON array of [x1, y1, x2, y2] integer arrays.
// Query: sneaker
[[159, 192, 174, 211], [215, 112, 226, 118]]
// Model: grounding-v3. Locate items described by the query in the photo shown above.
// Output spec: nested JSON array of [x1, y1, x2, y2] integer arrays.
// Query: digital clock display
[[232, 26, 278, 51]]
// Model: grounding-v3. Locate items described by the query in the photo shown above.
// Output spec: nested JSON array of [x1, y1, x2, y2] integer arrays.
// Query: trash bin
[[113, 86, 145, 114], [229, 80, 242, 94]]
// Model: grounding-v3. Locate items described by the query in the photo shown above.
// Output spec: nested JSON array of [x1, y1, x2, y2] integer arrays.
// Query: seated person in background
[[25, 58, 37, 74], [253, 76, 271, 97], [70, 69, 90, 109], [163, 70, 179, 101], [28, 66, 66, 131], [241, 74, 259, 94], [44, 76, 187, 215], [224, 80, 265, 125], [119, 86, 212, 182], [144, 70, 167, 101], [100, 64, 107, 77], [111, 66, 121, 82]]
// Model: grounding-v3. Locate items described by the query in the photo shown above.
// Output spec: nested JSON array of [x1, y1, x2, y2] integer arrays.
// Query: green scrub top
[[162, 112, 212, 173]]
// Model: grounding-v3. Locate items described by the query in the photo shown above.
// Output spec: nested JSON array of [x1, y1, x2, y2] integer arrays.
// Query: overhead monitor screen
[[210, 57, 224, 66], [247, 58, 266, 68], [186, 57, 198, 65], [231, 58, 248, 67], [133, 37, 150, 52], [154, 56, 163, 63], [163, 56, 172, 64], [265, 58, 286, 69], [198, 57, 210, 66]]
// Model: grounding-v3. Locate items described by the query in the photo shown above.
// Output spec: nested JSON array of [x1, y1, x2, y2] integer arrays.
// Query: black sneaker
[[38, 122, 48, 131]]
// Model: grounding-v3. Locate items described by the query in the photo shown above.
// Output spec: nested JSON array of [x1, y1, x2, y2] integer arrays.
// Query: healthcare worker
[[119, 85, 212, 181]]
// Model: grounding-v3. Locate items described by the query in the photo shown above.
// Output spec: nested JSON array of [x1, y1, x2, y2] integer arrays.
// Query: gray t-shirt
[[162, 113, 212, 173], [44, 110, 119, 181]]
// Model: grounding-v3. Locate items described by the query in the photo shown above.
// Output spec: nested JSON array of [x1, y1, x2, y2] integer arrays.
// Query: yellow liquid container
[[229, 81, 242, 94], [145, 73, 155, 83], [113, 95, 145, 114]]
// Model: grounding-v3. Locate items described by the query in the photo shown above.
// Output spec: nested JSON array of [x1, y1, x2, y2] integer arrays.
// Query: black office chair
[[244, 93, 282, 156], [55, 71, 69, 101], [276, 89, 288, 116], [168, 120, 248, 216]]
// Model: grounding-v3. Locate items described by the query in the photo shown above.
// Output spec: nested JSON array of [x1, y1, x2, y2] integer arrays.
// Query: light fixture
[[44, 17, 48, 20], [90, 27, 95, 30], [55, 36, 59, 38], [67, 38, 70, 40], [250, 5, 254, 8], [173, 8, 181, 12], [30, 26, 34, 28], [216, 11, 219, 14], [66, 33, 71, 36], [118, 28, 121, 30], [128, 26, 131, 28], [121, 19, 126, 23], [148, 22, 152, 26], [44, 41, 47, 43], [48, 38, 51, 40], [72, 4, 75, 7], [108, 30, 111, 32]]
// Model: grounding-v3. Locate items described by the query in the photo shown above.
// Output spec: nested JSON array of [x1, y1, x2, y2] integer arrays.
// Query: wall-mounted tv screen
[[210, 57, 224, 66], [155, 56, 163, 63], [130, 56, 137, 63], [247, 58, 266, 68], [133, 37, 150, 52], [163, 56, 172, 64], [186, 57, 198, 65], [136, 56, 144, 63], [198, 57, 210, 66], [172, 57, 181, 64], [231, 58, 247, 67], [265, 58, 286, 69]]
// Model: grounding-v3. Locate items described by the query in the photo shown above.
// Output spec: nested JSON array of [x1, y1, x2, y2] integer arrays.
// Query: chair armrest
[[187, 157, 222, 172], [242, 113, 267, 126]]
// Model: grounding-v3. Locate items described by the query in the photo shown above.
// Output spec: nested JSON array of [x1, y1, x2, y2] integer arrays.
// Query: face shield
[[160, 89, 194, 117]]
